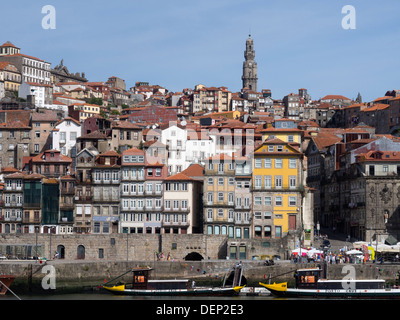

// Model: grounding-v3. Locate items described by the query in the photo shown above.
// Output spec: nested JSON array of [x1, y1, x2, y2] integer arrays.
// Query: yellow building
[[260, 126, 303, 144], [69, 103, 102, 122], [252, 138, 304, 241], [203, 154, 236, 236], [0, 61, 21, 92]]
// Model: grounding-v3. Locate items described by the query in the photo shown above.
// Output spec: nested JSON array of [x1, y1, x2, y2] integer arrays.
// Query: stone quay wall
[[0, 233, 229, 261]]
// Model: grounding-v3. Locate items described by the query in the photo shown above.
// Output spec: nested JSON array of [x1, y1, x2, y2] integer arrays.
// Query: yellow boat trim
[[233, 285, 246, 293], [259, 282, 288, 292], [103, 284, 126, 292]]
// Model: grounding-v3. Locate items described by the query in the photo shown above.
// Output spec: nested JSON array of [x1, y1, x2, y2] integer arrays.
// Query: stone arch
[[184, 252, 203, 261], [56, 245, 65, 259], [77, 245, 85, 259]]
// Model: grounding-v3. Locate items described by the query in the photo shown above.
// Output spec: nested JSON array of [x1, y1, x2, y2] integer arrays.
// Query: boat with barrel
[[259, 266, 400, 299], [103, 263, 246, 296]]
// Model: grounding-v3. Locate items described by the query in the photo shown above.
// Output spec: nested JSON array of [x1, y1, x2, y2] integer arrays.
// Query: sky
[[1, 0, 399, 102]]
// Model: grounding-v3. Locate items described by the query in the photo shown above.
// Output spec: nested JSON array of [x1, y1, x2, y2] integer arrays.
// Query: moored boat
[[259, 267, 400, 299], [0, 275, 15, 295], [103, 263, 246, 296]]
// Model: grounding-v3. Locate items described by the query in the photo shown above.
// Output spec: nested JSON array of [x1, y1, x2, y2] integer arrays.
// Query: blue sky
[[1, 0, 399, 102]]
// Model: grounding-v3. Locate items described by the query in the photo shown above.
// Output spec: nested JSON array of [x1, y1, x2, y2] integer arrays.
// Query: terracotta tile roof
[[78, 130, 108, 140], [312, 132, 342, 151], [0, 119, 30, 129], [4, 172, 26, 179], [24, 173, 46, 180], [181, 164, 204, 177], [321, 95, 351, 101], [164, 172, 195, 181], [0, 61, 18, 70], [112, 120, 143, 129], [4, 53, 47, 62], [122, 148, 145, 155], [260, 127, 303, 133], [360, 104, 389, 112], [98, 150, 120, 157], [0, 41, 19, 48], [31, 110, 59, 122], [356, 150, 400, 162], [60, 175, 75, 180], [0, 110, 31, 126], [1, 167, 20, 174]]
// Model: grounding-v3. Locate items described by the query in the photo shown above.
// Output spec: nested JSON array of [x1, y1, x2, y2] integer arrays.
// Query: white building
[[51, 117, 81, 159], [18, 81, 53, 107], [186, 129, 215, 167], [161, 124, 188, 175]]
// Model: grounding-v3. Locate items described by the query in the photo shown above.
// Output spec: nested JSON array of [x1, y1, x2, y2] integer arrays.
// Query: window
[[255, 158, 262, 168], [218, 177, 224, 185], [228, 193, 234, 204], [275, 226, 282, 238], [181, 200, 187, 209], [275, 196, 283, 206], [264, 226, 271, 238], [264, 176, 272, 189], [289, 196, 297, 206], [275, 176, 282, 189], [264, 212, 272, 219], [289, 159, 297, 168], [255, 176, 262, 189], [207, 209, 213, 220], [289, 176, 297, 189], [264, 159, 272, 168], [218, 192, 224, 202], [254, 197, 262, 205], [207, 177, 213, 185], [254, 226, 262, 238], [275, 159, 283, 168], [264, 196, 272, 205]]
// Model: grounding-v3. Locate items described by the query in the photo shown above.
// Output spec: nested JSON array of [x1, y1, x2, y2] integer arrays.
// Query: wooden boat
[[0, 275, 15, 295], [259, 267, 400, 299], [103, 263, 246, 296]]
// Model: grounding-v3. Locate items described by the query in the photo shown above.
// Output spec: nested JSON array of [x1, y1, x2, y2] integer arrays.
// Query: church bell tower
[[242, 35, 258, 92]]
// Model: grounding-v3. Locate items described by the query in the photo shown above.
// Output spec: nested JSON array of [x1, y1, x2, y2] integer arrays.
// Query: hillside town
[[1, 36, 400, 260]]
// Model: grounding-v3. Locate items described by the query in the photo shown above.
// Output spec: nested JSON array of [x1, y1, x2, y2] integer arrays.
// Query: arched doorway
[[56, 245, 65, 259], [77, 245, 85, 259], [184, 252, 203, 261]]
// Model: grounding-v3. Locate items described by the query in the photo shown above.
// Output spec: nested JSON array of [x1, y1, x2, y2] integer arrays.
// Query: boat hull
[[0, 275, 15, 295], [103, 284, 245, 296], [259, 282, 400, 299]]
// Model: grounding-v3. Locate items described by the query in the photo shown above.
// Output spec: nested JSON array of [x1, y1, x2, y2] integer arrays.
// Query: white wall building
[[161, 124, 188, 175], [51, 117, 81, 159], [18, 81, 53, 107]]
